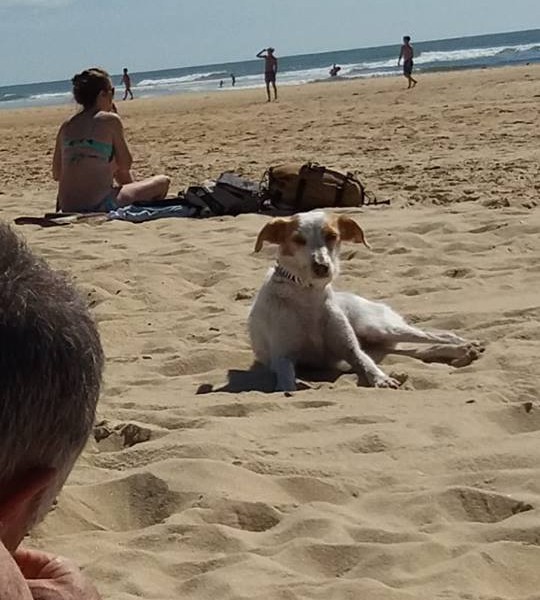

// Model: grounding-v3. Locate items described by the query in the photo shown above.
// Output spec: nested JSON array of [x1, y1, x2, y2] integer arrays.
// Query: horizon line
[[2, 26, 539, 89]]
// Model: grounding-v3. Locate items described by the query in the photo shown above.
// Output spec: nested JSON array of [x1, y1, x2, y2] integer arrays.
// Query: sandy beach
[[2, 65, 540, 599]]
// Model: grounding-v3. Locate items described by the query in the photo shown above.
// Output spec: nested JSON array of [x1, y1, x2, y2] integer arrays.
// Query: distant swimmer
[[397, 36, 418, 89], [256, 47, 278, 101], [329, 64, 341, 77], [122, 67, 134, 100], [231, 73, 236, 86], [219, 80, 224, 88]]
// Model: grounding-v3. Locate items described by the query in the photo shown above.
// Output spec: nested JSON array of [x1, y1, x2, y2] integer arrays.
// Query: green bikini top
[[64, 138, 114, 162]]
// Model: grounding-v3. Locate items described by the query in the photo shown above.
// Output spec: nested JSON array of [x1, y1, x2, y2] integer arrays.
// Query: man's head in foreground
[[0, 223, 103, 551]]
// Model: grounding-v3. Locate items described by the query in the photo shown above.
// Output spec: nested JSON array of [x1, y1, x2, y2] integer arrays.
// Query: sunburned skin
[[0, 543, 32, 600], [55, 110, 125, 211], [54, 69, 170, 212]]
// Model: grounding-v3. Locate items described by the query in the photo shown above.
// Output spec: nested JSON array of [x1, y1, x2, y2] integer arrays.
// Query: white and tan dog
[[249, 211, 482, 392]]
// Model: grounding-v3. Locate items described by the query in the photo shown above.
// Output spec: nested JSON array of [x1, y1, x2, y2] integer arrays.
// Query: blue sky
[[1, 0, 539, 85]]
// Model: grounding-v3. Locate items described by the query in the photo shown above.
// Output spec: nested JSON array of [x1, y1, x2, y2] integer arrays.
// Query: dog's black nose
[[312, 260, 330, 277]]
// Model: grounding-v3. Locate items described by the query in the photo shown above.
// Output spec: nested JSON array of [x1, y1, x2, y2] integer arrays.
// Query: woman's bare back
[[56, 111, 118, 212]]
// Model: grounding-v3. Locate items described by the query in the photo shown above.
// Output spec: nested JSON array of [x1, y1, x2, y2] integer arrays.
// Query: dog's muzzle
[[311, 259, 330, 278]]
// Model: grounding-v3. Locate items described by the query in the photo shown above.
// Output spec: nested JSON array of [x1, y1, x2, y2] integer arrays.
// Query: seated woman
[[53, 67, 170, 213]]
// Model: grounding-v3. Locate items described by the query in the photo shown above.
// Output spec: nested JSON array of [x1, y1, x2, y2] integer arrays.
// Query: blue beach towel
[[108, 203, 198, 223]]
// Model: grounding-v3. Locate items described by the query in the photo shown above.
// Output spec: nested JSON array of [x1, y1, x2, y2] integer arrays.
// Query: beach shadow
[[196, 364, 346, 395], [197, 365, 275, 394]]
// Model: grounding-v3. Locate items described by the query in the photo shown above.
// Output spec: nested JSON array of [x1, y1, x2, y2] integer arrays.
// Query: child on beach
[[398, 36, 418, 89], [122, 67, 134, 100]]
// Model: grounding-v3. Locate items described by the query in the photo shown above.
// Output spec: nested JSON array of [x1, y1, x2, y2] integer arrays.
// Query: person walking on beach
[[121, 67, 134, 100], [231, 73, 236, 86], [256, 47, 278, 101], [398, 36, 418, 89]]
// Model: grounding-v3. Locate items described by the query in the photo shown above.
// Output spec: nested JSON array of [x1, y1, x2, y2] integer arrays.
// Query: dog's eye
[[325, 231, 338, 243], [292, 234, 306, 246]]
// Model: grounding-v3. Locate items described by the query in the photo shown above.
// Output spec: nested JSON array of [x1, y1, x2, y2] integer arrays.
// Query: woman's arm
[[113, 166, 133, 185], [52, 124, 64, 181], [110, 114, 134, 184]]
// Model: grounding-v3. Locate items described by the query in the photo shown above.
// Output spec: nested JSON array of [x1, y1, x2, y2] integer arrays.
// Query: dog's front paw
[[371, 373, 402, 389]]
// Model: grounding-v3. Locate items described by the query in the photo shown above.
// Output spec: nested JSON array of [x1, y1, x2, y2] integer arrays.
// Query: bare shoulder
[[95, 111, 122, 124], [95, 111, 124, 131], [56, 117, 72, 138]]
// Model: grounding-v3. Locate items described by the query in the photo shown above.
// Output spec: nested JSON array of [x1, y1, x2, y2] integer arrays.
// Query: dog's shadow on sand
[[196, 364, 346, 395], [196, 344, 484, 395]]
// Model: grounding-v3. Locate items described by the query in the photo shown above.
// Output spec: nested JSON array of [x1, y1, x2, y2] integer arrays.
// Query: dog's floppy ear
[[254, 218, 293, 252], [337, 215, 370, 248]]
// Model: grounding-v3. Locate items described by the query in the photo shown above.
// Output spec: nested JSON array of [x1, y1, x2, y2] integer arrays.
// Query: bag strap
[[334, 181, 346, 206], [298, 163, 349, 207], [336, 169, 392, 207], [295, 177, 307, 205], [186, 186, 225, 216]]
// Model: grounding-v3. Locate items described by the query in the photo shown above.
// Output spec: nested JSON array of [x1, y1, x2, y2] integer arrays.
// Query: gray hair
[[0, 223, 103, 491]]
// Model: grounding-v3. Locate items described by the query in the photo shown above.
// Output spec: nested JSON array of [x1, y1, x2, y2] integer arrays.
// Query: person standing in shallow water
[[256, 47, 278, 101], [398, 36, 418, 89], [122, 67, 134, 100]]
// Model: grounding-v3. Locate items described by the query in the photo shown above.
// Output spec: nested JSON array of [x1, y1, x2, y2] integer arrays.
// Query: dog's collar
[[273, 263, 312, 287]]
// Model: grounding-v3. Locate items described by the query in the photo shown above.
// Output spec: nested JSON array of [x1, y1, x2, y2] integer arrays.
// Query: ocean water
[[1, 29, 539, 110]]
